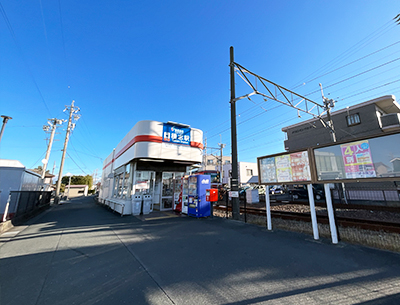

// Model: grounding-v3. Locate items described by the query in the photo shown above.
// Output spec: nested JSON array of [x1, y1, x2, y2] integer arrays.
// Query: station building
[[99, 120, 203, 214]]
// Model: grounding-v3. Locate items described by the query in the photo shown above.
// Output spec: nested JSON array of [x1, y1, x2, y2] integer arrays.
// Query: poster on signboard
[[275, 155, 292, 182], [260, 157, 277, 183], [340, 140, 376, 178], [290, 151, 311, 181]]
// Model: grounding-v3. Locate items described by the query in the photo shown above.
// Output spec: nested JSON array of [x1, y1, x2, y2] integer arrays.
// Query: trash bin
[[132, 194, 142, 215], [143, 195, 152, 215]]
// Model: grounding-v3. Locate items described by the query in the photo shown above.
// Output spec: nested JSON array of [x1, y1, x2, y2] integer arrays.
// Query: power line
[[291, 20, 396, 89], [0, 2, 52, 116], [302, 56, 400, 98], [66, 152, 88, 175], [298, 40, 400, 88], [29, 150, 47, 169], [340, 78, 400, 100]]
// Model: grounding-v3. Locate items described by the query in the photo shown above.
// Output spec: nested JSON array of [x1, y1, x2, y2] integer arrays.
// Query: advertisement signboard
[[162, 123, 191, 146], [258, 150, 311, 184], [313, 132, 400, 182]]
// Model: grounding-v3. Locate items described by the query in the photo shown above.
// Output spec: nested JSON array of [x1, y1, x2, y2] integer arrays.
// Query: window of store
[[134, 171, 154, 195], [122, 163, 132, 199], [113, 176, 119, 197], [117, 174, 124, 197]]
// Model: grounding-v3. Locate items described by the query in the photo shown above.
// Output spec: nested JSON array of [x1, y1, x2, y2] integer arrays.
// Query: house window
[[207, 159, 214, 165], [246, 169, 253, 176], [346, 113, 360, 126], [225, 160, 231, 164]]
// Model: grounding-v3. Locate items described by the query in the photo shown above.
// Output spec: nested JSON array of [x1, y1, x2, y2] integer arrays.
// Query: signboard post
[[258, 149, 316, 238]]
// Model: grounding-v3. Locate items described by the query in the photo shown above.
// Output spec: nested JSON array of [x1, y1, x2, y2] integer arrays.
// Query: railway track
[[214, 205, 400, 234]]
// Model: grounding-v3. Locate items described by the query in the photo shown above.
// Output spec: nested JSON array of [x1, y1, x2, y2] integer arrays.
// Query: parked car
[[289, 184, 324, 200], [253, 185, 266, 195], [269, 185, 284, 195]]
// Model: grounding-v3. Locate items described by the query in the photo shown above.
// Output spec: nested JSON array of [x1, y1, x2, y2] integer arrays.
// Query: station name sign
[[162, 123, 191, 145]]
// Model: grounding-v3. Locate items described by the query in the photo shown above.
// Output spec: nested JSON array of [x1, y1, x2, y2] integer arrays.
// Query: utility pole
[[319, 83, 337, 143], [0, 115, 12, 146], [218, 139, 226, 184], [52, 161, 56, 175], [55, 101, 80, 203], [42, 118, 64, 179], [230, 46, 240, 220]]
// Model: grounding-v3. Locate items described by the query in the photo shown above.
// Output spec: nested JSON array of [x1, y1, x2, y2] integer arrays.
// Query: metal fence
[[3, 191, 51, 221]]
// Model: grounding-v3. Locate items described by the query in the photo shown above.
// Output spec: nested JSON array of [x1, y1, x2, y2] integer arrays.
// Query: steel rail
[[214, 205, 400, 234]]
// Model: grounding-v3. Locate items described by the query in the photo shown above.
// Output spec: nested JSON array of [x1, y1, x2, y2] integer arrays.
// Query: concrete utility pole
[[42, 118, 65, 179], [319, 83, 337, 143], [0, 115, 12, 146], [230, 46, 240, 220], [218, 140, 226, 184], [55, 101, 80, 203]]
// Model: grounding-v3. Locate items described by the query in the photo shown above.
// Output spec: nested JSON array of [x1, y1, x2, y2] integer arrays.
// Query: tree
[[61, 175, 93, 189], [31, 165, 50, 175]]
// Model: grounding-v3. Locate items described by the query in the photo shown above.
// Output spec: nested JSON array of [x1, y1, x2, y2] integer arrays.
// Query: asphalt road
[[1, 196, 400, 305]]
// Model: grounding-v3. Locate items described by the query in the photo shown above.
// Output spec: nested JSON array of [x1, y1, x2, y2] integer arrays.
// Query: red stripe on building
[[102, 159, 114, 170], [190, 141, 204, 149], [103, 135, 203, 170]]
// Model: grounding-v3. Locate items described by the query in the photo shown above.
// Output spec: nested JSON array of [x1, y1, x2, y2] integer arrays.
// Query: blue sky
[[0, 0, 399, 182]]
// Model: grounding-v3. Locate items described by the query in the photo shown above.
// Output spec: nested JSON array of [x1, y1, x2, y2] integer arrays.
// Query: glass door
[[161, 172, 185, 211], [161, 172, 174, 210]]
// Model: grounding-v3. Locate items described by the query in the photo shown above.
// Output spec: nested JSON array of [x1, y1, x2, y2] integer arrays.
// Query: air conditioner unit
[[381, 113, 400, 132]]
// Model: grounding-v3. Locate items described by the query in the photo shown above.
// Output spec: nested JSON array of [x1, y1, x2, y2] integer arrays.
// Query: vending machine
[[173, 178, 183, 212], [188, 174, 211, 218], [181, 176, 189, 214]]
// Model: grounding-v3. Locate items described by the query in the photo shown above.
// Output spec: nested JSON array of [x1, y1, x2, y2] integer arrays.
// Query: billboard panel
[[313, 133, 400, 182], [259, 150, 311, 184]]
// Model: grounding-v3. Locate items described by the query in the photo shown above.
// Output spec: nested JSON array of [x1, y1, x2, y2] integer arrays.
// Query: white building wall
[[222, 161, 258, 186], [0, 160, 44, 214], [239, 162, 258, 185]]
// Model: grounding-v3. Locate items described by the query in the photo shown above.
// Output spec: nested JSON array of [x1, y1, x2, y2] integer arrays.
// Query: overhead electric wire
[[66, 151, 88, 175], [29, 150, 47, 169], [0, 2, 52, 116], [210, 19, 400, 158], [340, 78, 400, 100], [69, 139, 92, 171], [291, 20, 396, 89], [236, 116, 298, 145], [298, 40, 400, 88], [332, 63, 400, 94], [57, 0, 71, 92]]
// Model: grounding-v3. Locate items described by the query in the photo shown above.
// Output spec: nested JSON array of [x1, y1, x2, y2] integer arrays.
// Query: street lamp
[[0, 115, 12, 145]]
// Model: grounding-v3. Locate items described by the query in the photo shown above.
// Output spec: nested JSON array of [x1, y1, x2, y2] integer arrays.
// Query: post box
[[206, 189, 218, 202]]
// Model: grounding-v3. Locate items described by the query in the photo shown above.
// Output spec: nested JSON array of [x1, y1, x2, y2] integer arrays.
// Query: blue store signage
[[162, 123, 191, 145]]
